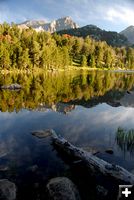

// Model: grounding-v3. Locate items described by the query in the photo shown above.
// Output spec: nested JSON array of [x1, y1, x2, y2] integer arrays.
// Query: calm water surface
[[0, 70, 134, 199]]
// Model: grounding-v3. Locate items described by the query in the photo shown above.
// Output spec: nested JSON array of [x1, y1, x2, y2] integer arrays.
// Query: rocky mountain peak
[[18, 16, 79, 33], [120, 25, 134, 44], [20, 20, 46, 28]]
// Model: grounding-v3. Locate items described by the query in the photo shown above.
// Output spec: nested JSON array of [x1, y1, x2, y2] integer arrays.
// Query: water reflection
[[0, 71, 134, 112], [35, 102, 76, 114], [0, 71, 134, 199]]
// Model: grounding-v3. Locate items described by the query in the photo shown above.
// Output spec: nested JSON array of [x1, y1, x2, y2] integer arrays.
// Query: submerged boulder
[[31, 129, 55, 138], [96, 185, 108, 199], [27, 165, 38, 172], [46, 177, 81, 200], [1, 84, 22, 90], [0, 179, 16, 200]]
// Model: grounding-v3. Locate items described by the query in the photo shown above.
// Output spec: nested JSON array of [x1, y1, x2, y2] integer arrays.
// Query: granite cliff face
[[18, 17, 79, 33]]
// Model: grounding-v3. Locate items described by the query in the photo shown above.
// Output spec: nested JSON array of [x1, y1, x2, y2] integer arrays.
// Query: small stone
[[105, 149, 114, 154], [0, 165, 9, 172], [96, 185, 108, 197], [127, 91, 131, 94], [27, 165, 38, 172], [0, 179, 17, 200], [46, 177, 81, 200]]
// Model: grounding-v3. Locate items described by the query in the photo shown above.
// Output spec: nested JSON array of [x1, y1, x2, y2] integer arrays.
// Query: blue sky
[[0, 0, 134, 32]]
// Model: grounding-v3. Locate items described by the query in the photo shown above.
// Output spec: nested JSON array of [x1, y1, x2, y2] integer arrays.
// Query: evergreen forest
[[0, 23, 134, 70]]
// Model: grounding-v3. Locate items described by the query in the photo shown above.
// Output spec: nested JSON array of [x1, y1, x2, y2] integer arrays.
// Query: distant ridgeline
[[0, 23, 134, 70], [0, 71, 134, 112], [57, 25, 130, 47]]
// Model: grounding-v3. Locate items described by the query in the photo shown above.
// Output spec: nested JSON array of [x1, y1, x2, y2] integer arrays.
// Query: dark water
[[0, 70, 134, 199]]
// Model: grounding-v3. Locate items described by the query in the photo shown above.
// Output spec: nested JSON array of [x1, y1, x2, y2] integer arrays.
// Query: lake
[[0, 70, 134, 199]]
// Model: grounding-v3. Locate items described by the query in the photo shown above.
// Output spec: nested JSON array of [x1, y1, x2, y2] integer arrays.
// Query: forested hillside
[[0, 23, 134, 70], [57, 25, 130, 47]]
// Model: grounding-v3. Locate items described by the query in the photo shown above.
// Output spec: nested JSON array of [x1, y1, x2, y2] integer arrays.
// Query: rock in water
[[0, 179, 16, 200], [0, 165, 9, 172], [1, 84, 22, 90], [105, 149, 114, 154], [31, 129, 55, 138], [46, 177, 81, 200], [27, 165, 38, 172], [127, 90, 131, 94], [96, 185, 108, 198]]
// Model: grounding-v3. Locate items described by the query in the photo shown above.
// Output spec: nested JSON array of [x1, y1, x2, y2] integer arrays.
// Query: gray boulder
[[0, 179, 16, 200], [46, 177, 81, 200], [1, 84, 22, 90]]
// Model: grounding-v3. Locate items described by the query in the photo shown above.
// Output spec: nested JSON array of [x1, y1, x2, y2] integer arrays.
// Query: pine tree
[[89, 54, 96, 68], [0, 44, 11, 69], [80, 55, 87, 67], [29, 40, 40, 67], [18, 48, 30, 69]]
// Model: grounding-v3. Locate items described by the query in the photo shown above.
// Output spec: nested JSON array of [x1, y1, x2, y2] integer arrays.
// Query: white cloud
[[0, 0, 134, 30], [105, 6, 134, 25], [64, 0, 134, 30]]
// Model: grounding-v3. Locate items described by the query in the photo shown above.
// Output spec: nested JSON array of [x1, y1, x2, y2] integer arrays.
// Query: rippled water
[[0, 70, 134, 199]]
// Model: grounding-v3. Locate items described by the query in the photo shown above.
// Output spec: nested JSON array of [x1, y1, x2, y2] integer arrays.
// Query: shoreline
[[1, 66, 134, 74]]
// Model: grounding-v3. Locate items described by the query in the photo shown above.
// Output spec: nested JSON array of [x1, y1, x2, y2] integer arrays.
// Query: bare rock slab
[[46, 177, 81, 200], [0, 179, 16, 200]]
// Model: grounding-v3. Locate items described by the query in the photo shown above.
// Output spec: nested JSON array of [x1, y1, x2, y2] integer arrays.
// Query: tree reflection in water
[[0, 71, 134, 112]]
